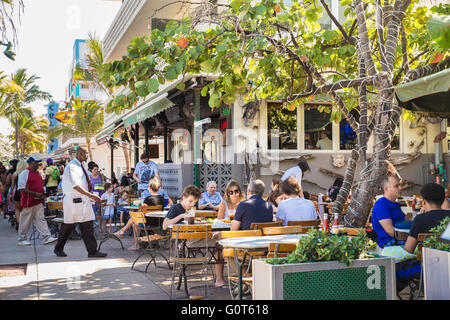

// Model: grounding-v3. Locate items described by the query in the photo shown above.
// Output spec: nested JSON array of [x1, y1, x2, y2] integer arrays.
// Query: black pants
[[55, 220, 98, 255]]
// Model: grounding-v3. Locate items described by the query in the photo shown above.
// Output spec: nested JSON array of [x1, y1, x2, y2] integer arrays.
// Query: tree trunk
[[122, 142, 130, 172], [15, 119, 19, 156], [86, 136, 94, 162]]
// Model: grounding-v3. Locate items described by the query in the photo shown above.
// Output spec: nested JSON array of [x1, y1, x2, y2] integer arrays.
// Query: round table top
[[168, 220, 231, 230], [144, 211, 167, 218], [219, 234, 306, 249], [394, 228, 410, 234]]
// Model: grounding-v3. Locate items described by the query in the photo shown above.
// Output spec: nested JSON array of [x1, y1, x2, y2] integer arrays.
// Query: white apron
[[63, 194, 95, 224]]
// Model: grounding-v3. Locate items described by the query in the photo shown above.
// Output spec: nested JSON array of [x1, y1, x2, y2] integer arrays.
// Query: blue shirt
[[372, 197, 405, 247], [198, 191, 222, 209], [140, 189, 169, 207], [135, 160, 159, 190], [234, 195, 274, 230], [276, 197, 317, 226]]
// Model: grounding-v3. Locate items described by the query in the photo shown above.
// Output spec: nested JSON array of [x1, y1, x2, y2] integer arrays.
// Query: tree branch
[[320, 0, 355, 45]]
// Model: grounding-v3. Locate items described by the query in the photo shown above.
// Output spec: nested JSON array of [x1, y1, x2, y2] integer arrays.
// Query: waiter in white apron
[[54, 147, 107, 258]]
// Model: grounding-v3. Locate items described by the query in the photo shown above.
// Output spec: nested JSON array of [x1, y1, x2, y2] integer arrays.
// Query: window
[[267, 102, 297, 150], [304, 104, 333, 150], [340, 109, 359, 150]]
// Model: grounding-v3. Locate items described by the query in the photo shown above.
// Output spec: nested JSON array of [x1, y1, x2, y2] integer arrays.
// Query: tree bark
[[86, 136, 94, 162], [122, 142, 130, 173]]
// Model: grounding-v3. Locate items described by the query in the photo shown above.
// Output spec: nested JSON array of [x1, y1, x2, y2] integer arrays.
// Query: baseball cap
[[27, 156, 42, 164]]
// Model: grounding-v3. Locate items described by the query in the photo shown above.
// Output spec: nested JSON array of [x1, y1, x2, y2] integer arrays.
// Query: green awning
[[123, 96, 174, 128], [395, 68, 450, 116]]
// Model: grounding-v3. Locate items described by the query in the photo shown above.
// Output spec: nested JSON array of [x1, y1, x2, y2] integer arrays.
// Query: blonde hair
[[13, 160, 28, 179]]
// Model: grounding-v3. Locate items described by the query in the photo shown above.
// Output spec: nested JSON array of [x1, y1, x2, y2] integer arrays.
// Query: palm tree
[[49, 98, 104, 161], [8, 109, 49, 154], [0, 69, 51, 155]]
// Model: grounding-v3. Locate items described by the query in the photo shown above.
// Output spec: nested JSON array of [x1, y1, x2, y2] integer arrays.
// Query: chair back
[[262, 226, 305, 236], [250, 221, 282, 230], [129, 210, 146, 226], [417, 233, 434, 262], [220, 229, 262, 239], [287, 219, 319, 228], [195, 211, 218, 218], [267, 243, 297, 258], [140, 204, 163, 213], [171, 224, 212, 240]]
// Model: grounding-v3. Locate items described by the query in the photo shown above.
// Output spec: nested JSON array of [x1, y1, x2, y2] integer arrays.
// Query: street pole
[[134, 123, 139, 166], [193, 87, 201, 188]]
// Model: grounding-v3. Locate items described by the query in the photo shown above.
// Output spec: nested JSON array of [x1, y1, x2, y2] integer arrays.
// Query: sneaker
[[18, 240, 32, 246], [43, 236, 57, 245]]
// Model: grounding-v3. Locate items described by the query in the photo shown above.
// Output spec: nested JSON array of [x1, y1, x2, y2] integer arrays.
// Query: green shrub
[[265, 228, 375, 266], [422, 216, 450, 253]]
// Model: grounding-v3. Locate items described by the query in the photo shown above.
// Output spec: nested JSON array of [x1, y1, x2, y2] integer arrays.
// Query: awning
[[123, 93, 174, 128], [96, 121, 123, 141], [395, 68, 450, 117]]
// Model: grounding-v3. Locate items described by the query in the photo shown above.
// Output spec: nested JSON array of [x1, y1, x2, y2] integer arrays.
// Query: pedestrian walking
[[17, 157, 57, 246], [54, 147, 107, 258]]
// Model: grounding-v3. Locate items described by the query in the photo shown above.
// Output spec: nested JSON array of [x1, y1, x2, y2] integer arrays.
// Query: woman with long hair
[[217, 180, 244, 220], [11, 160, 28, 230]]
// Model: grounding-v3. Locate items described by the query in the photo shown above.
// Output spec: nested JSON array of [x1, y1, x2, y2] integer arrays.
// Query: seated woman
[[275, 177, 317, 226], [140, 176, 173, 207], [217, 180, 244, 219], [271, 176, 282, 192], [198, 181, 222, 210], [267, 188, 287, 213]]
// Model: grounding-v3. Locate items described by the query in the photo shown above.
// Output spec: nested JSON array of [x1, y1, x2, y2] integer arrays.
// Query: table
[[219, 234, 306, 299], [394, 227, 410, 241], [167, 220, 231, 230]]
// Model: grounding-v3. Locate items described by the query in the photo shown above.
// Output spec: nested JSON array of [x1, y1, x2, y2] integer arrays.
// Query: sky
[[0, 0, 122, 137]]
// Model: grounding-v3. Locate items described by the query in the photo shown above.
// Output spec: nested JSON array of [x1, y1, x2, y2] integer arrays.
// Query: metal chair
[[266, 242, 297, 258], [97, 200, 125, 251], [129, 210, 170, 273], [170, 224, 212, 299], [250, 221, 282, 230], [407, 233, 433, 300], [262, 226, 305, 236]]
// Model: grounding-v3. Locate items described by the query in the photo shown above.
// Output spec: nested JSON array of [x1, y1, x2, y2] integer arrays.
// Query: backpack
[[50, 166, 61, 180]]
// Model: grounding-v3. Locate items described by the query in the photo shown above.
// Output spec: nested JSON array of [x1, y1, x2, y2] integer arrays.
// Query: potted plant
[[421, 217, 450, 300], [252, 229, 396, 300]]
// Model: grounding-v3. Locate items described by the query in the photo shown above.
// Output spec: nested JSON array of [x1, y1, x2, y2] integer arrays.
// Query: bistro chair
[[220, 229, 264, 300], [195, 211, 218, 219], [170, 224, 212, 299], [406, 233, 434, 300], [250, 221, 282, 230], [129, 210, 170, 273], [97, 200, 125, 251], [287, 219, 320, 231], [267, 243, 297, 258], [46, 201, 64, 238], [262, 226, 305, 236]]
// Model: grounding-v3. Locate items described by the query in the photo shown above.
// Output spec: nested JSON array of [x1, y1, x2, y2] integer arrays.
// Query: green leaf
[[201, 86, 209, 97], [231, 0, 244, 12], [176, 82, 186, 90], [165, 66, 178, 80], [147, 78, 159, 93], [427, 15, 450, 49], [135, 81, 148, 97], [323, 30, 337, 41], [254, 5, 267, 17], [216, 43, 229, 53], [208, 92, 220, 108], [200, 60, 216, 73]]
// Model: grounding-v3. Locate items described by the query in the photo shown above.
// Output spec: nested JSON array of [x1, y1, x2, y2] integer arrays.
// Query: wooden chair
[[170, 224, 212, 299], [267, 243, 297, 258], [220, 229, 263, 300], [262, 226, 305, 236], [195, 211, 218, 219], [287, 219, 320, 232], [46, 201, 64, 237], [250, 221, 282, 230], [129, 210, 170, 273]]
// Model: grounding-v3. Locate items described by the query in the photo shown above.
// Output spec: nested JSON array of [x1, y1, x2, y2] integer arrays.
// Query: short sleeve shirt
[[165, 203, 186, 223], [45, 166, 59, 187], [409, 210, 450, 239], [101, 192, 116, 218], [281, 166, 303, 187], [372, 197, 405, 247], [276, 198, 317, 226], [135, 160, 159, 190], [234, 195, 273, 230], [198, 191, 222, 208]]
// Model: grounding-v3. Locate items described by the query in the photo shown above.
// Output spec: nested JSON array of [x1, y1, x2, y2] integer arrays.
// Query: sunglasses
[[228, 189, 240, 195]]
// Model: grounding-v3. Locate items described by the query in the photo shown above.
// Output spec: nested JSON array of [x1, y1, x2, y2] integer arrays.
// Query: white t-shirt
[[276, 197, 317, 226], [281, 166, 303, 187], [101, 192, 116, 217], [316, 137, 332, 150]]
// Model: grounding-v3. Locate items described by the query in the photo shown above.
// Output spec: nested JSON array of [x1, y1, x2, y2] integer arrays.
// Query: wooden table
[[219, 234, 306, 299]]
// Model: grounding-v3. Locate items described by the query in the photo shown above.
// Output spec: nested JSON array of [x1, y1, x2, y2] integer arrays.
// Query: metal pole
[[144, 119, 149, 155], [110, 142, 114, 183], [193, 87, 201, 188], [164, 125, 168, 163], [134, 123, 139, 166]]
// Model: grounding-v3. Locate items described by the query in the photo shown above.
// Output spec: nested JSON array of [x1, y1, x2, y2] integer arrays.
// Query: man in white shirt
[[316, 132, 332, 150], [54, 147, 107, 258], [281, 160, 310, 188]]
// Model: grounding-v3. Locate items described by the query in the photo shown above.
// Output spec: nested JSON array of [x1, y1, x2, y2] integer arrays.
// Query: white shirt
[[101, 192, 115, 217], [316, 137, 332, 150], [61, 158, 95, 223], [17, 169, 30, 191], [281, 166, 303, 187], [276, 197, 317, 226]]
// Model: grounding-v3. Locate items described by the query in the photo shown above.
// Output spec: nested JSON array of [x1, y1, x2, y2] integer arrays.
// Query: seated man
[[372, 174, 406, 248], [198, 181, 222, 211], [162, 185, 228, 288], [396, 183, 450, 291], [231, 180, 274, 231]]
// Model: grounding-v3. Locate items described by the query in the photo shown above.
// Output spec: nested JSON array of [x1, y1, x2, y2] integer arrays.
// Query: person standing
[[281, 160, 310, 188], [133, 153, 160, 195], [89, 163, 104, 222], [17, 157, 57, 246], [44, 158, 60, 195], [54, 147, 107, 258]]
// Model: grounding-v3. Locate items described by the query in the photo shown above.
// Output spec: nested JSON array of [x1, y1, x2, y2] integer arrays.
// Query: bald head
[[76, 147, 88, 163]]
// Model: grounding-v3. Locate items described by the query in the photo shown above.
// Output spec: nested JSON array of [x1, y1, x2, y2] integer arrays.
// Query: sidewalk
[[0, 216, 230, 300]]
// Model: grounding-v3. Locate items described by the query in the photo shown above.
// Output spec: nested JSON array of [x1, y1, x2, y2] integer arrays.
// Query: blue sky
[[0, 0, 122, 137]]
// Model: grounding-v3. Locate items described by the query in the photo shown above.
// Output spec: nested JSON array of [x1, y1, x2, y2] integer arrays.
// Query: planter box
[[252, 257, 396, 300], [423, 247, 450, 300]]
